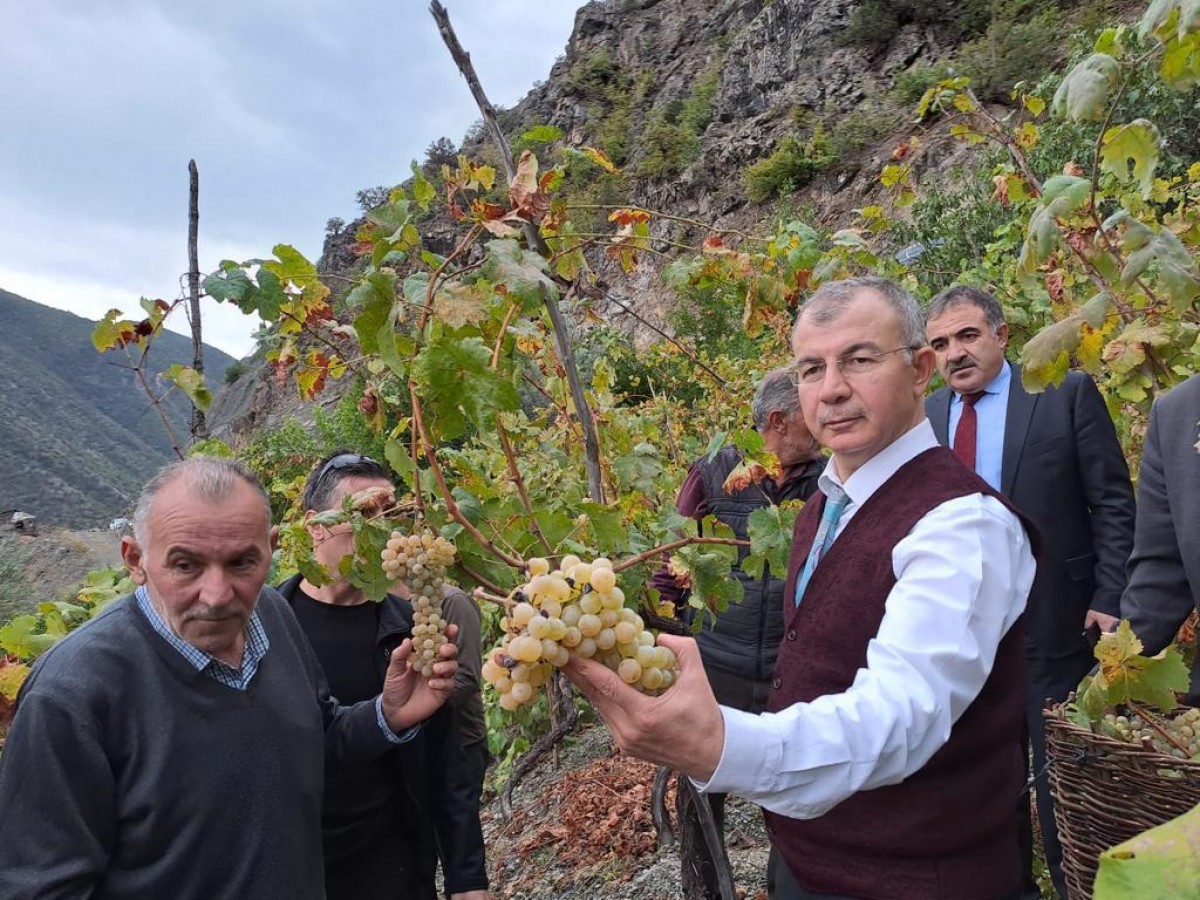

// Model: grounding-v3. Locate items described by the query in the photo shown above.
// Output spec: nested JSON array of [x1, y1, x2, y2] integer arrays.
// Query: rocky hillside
[[0, 289, 235, 527], [208, 0, 1101, 442]]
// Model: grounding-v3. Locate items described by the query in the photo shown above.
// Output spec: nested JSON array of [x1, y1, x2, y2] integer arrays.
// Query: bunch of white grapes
[[1100, 707, 1200, 760], [482, 555, 678, 711], [381, 530, 457, 676]]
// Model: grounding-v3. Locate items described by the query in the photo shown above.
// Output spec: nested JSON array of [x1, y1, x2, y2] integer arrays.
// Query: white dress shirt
[[699, 419, 1035, 819]]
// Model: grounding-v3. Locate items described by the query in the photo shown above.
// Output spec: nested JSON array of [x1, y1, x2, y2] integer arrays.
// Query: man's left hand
[[381, 623, 459, 732], [1083, 609, 1120, 633]]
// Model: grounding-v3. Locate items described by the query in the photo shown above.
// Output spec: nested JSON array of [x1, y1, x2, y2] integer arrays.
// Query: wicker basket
[[1044, 704, 1200, 899]]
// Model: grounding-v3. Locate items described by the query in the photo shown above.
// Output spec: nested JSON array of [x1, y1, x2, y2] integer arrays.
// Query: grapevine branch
[[499, 672, 580, 819], [613, 537, 748, 574], [430, 0, 606, 504], [185, 160, 207, 441], [496, 420, 555, 556], [595, 288, 726, 386], [409, 382, 525, 568]]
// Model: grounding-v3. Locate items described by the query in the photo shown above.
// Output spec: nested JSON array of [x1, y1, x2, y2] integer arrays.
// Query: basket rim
[[1044, 701, 1200, 771]]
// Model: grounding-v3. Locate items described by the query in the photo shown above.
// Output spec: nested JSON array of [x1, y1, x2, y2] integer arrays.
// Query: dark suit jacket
[[927, 363, 1136, 660], [1121, 374, 1200, 697]]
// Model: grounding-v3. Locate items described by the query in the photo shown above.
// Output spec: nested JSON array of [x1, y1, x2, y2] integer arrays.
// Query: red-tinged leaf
[[890, 140, 910, 160], [154, 298, 171, 313], [481, 217, 522, 238], [993, 174, 1011, 207], [1063, 161, 1085, 177], [509, 150, 550, 223], [702, 234, 725, 251], [473, 199, 508, 221], [608, 208, 651, 227], [350, 241, 374, 257], [1046, 270, 1065, 303], [304, 302, 334, 326]]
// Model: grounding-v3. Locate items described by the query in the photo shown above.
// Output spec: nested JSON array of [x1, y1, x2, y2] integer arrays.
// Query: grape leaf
[[1052, 53, 1121, 122], [1021, 318, 1083, 391], [1094, 804, 1200, 899], [411, 335, 520, 441], [162, 364, 212, 410], [1078, 621, 1190, 714], [742, 504, 801, 580], [0, 659, 30, 702], [1100, 120, 1161, 198], [0, 615, 59, 660], [482, 239, 558, 309], [349, 272, 398, 355]]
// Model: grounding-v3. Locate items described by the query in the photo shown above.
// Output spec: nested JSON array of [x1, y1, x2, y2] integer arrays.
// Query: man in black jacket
[[281, 452, 490, 900], [653, 367, 824, 898], [924, 286, 1136, 898]]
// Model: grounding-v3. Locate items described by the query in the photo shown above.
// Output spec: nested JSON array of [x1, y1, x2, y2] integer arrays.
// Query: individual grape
[[618, 658, 642, 684], [527, 557, 550, 577], [590, 567, 616, 593]]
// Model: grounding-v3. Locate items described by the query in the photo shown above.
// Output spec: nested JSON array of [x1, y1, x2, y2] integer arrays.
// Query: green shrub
[[828, 101, 900, 159], [223, 360, 246, 384], [890, 63, 955, 106], [744, 132, 833, 203], [954, 8, 1064, 101]]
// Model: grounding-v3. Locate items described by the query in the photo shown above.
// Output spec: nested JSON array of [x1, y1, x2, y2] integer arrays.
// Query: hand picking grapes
[[482, 555, 679, 710]]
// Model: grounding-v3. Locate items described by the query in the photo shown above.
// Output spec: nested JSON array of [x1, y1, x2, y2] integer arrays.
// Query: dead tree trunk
[[187, 159, 208, 441]]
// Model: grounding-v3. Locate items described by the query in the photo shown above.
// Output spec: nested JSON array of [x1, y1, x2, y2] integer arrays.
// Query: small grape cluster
[[1100, 707, 1200, 760], [482, 555, 678, 710], [381, 531, 457, 676]]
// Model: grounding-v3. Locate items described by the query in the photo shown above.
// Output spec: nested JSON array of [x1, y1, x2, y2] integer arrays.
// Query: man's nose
[[198, 569, 237, 607], [817, 363, 852, 403]]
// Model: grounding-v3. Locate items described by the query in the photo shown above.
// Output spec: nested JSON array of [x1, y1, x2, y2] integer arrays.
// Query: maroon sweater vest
[[766, 446, 1030, 900]]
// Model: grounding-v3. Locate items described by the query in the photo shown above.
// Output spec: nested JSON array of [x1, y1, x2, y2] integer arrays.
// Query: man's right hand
[[380, 624, 459, 732], [562, 635, 725, 781]]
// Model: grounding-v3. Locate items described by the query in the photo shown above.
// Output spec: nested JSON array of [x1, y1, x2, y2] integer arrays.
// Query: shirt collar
[[817, 419, 939, 510], [135, 585, 269, 677], [953, 359, 1010, 403]]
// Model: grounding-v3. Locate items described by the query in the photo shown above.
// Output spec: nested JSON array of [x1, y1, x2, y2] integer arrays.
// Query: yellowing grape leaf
[[161, 364, 212, 411], [1094, 804, 1200, 899], [1080, 621, 1190, 714], [432, 280, 489, 328], [1100, 120, 1161, 198], [1020, 317, 1083, 390], [0, 659, 30, 702], [1052, 53, 1120, 122]]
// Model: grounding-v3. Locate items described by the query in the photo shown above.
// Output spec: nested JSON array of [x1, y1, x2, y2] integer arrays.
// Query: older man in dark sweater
[[0, 456, 458, 899]]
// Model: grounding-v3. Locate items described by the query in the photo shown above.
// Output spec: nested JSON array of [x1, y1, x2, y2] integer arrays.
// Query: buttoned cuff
[[375, 695, 419, 744]]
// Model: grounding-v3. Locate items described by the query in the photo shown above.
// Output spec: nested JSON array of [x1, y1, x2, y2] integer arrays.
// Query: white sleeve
[[698, 493, 1034, 819]]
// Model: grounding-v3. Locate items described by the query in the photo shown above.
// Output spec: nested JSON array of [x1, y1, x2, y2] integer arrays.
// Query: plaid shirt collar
[[135, 586, 270, 691]]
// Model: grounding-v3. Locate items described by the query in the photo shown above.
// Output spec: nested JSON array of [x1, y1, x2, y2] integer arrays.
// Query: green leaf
[[577, 501, 626, 553], [521, 124, 564, 144], [1078, 621, 1190, 712], [162, 364, 212, 410], [383, 436, 415, 488], [1120, 227, 1200, 310], [1094, 804, 1200, 899], [410, 161, 437, 208], [481, 239, 558, 309], [91, 309, 136, 352], [252, 267, 287, 320], [0, 615, 59, 660], [704, 431, 729, 461], [1052, 53, 1121, 122], [202, 264, 254, 304], [612, 443, 666, 496], [742, 504, 801, 580], [1100, 120, 1161, 198], [1080, 292, 1112, 328], [349, 272, 398, 355], [452, 486, 483, 524], [411, 335, 520, 441], [1021, 318, 1079, 392]]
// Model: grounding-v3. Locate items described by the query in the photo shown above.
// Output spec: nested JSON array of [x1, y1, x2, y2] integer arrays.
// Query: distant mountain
[[0, 289, 236, 527]]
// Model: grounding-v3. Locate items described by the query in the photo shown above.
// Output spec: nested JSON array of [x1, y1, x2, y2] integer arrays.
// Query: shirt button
[[787, 629, 797, 641], [772, 677, 782, 690]]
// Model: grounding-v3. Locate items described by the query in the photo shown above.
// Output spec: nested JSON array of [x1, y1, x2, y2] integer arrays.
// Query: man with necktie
[[924, 284, 1136, 899], [566, 276, 1037, 900]]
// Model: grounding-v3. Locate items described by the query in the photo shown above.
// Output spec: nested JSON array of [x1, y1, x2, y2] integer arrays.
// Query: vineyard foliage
[[3, 4, 1200, 771]]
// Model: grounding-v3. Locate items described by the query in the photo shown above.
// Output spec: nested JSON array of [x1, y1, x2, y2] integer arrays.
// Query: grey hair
[[925, 284, 1006, 333], [132, 456, 271, 544], [751, 367, 800, 431], [793, 276, 927, 352]]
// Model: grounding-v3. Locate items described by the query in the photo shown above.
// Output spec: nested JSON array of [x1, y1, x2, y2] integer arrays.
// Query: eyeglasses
[[790, 347, 917, 386]]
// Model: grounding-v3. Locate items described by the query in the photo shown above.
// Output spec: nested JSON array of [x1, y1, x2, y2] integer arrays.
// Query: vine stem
[[613, 536, 748, 574], [597, 288, 726, 386], [408, 382, 524, 569], [420, 222, 483, 331], [472, 586, 515, 610], [496, 420, 555, 556], [1129, 701, 1192, 756]]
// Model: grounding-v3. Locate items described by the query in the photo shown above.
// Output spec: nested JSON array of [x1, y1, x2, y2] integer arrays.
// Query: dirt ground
[[0, 526, 123, 619], [483, 721, 771, 900]]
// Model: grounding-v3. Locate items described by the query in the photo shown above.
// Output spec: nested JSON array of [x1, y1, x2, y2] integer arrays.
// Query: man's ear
[[269, 525, 280, 552], [120, 535, 148, 586], [912, 346, 938, 394], [996, 322, 1010, 349], [767, 408, 787, 432], [303, 510, 323, 540]]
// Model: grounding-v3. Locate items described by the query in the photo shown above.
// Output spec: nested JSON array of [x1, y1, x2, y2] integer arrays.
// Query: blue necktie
[[794, 485, 849, 606]]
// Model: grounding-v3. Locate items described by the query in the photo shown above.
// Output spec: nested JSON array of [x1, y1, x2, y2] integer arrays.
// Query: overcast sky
[[0, 1, 580, 357]]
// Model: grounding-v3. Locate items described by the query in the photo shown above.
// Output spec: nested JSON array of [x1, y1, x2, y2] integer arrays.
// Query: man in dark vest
[[566, 277, 1036, 900], [924, 286, 1135, 897], [651, 367, 824, 896]]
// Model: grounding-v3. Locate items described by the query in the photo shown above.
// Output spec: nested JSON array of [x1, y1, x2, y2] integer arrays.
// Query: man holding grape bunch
[[565, 277, 1037, 900]]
